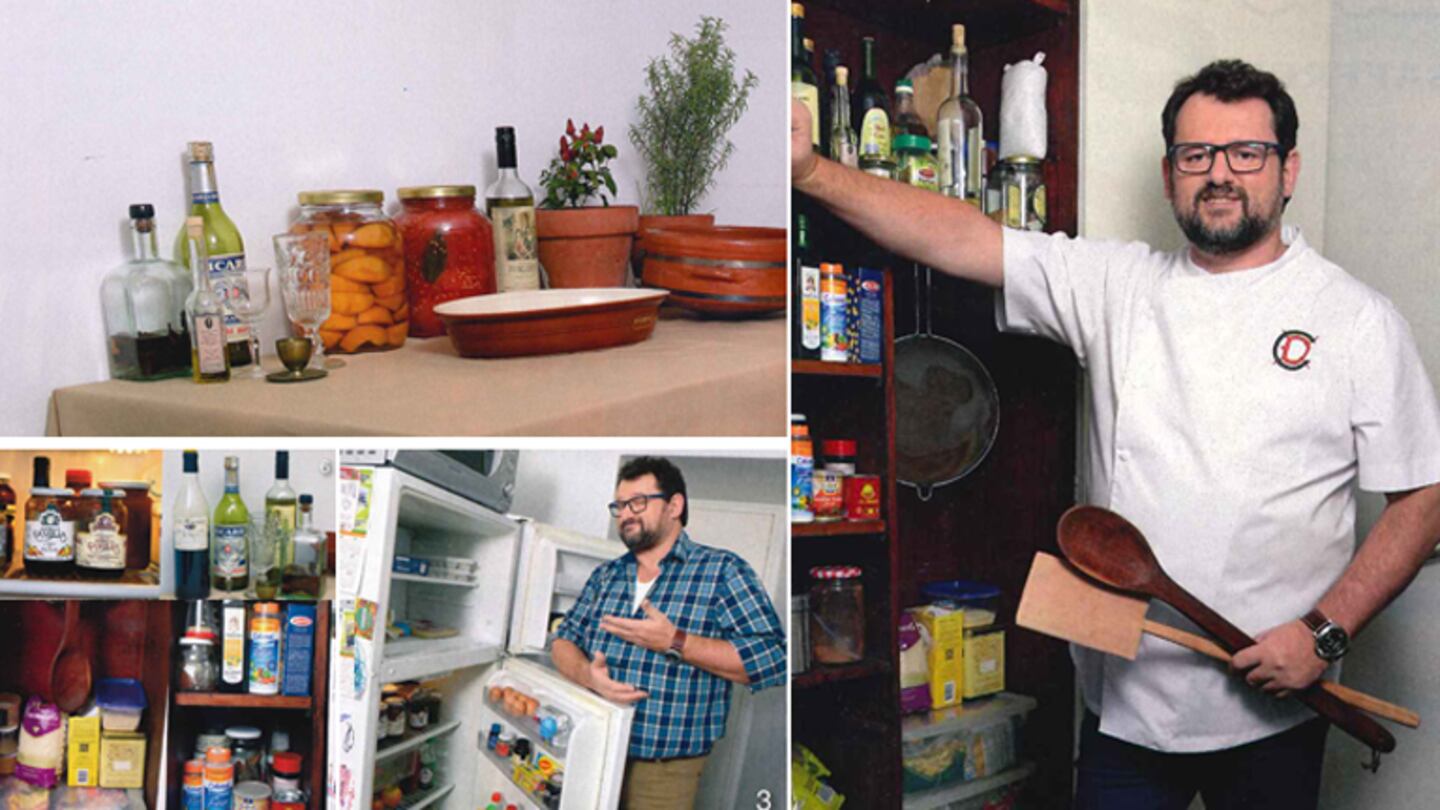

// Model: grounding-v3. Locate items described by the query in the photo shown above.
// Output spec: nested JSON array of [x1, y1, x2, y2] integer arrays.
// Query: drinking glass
[[228, 266, 272, 378], [274, 232, 340, 370]]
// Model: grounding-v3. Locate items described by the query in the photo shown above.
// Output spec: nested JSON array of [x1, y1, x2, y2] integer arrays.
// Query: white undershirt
[[634, 576, 657, 612]]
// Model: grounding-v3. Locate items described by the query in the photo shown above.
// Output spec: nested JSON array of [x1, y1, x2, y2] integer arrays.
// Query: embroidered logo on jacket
[[1273, 329, 1316, 371]]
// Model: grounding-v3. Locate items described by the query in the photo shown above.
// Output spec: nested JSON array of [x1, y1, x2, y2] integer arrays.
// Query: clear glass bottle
[[101, 204, 193, 381], [184, 217, 232, 383], [174, 141, 252, 368], [23, 456, 76, 578], [486, 127, 542, 292], [828, 67, 858, 168], [283, 493, 325, 598], [261, 450, 296, 598], [212, 456, 249, 595], [936, 24, 985, 203], [174, 450, 210, 599]]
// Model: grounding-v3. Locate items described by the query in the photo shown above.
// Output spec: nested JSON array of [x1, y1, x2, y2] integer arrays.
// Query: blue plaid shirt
[[554, 531, 786, 759]]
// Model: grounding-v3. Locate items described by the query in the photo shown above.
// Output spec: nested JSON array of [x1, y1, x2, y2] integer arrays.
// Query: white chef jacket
[[999, 225, 1440, 752]]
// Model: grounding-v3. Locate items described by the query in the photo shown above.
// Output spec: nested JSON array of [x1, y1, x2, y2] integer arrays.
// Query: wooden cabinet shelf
[[173, 693, 313, 709], [793, 658, 891, 688], [793, 359, 884, 378], [793, 519, 886, 538]]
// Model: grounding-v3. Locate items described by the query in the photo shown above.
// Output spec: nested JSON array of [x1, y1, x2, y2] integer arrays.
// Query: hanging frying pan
[[895, 265, 1000, 500]]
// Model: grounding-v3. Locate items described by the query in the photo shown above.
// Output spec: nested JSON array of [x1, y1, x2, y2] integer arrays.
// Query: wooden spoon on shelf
[[1056, 505, 1396, 754], [52, 601, 93, 714]]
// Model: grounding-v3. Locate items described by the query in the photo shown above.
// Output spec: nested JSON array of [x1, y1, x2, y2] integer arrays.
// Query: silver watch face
[[1315, 624, 1349, 661]]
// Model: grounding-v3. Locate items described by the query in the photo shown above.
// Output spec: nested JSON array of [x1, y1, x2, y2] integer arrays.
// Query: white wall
[[0, 0, 786, 435], [1319, 3, 1440, 806]]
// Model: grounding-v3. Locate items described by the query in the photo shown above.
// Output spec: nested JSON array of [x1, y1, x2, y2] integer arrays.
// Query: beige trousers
[[620, 754, 710, 810]]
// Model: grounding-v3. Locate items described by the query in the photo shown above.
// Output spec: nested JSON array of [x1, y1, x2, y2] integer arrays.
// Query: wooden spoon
[[1056, 504, 1396, 754], [52, 601, 93, 714]]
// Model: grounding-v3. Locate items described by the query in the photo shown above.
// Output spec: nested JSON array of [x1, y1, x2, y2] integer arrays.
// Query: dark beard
[[1175, 182, 1275, 256], [620, 521, 662, 553]]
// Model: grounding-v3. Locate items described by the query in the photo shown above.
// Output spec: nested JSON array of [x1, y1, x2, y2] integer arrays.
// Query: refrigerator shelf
[[484, 694, 569, 759], [380, 637, 503, 683], [376, 719, 462, 762], [396, 782, 456, 810], [393, 572, 478, 588], [480, 748, 548, 810]]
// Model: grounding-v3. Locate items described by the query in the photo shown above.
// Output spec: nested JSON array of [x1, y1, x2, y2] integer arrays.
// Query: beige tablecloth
[[48, 316, 786, 436]]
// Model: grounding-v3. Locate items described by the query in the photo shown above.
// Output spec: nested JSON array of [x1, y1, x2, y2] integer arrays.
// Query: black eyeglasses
[[1168, 141, 1282, 174], [607, 492, 668, 517]]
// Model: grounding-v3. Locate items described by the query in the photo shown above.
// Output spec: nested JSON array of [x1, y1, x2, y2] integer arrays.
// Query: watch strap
[[668, 628, 688, 659], [1301, 609, 1329, 634]]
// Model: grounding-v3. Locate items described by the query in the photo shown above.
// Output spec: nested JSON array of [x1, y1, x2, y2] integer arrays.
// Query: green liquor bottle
[[212, 455, 250, 595], [259, 450, 296, 599], [174, 141, 253, 368]]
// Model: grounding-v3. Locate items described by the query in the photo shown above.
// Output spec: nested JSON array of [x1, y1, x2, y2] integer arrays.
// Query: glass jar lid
[[226, 726, 262, 740], [298, 190, 384, 206], [397, 185, 477, 200], [810, 565, 863, 580]]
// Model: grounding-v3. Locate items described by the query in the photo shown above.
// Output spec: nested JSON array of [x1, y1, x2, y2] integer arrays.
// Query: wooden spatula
[[1056, 505, 1397, 753], [1017, 551, 1418, 728]]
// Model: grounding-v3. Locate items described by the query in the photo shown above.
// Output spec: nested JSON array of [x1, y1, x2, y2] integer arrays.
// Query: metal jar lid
[[397, 185, 477, 200], [810, 565, 863, 580], [235, 781, 272, 801], [297, 190, 384, 206]]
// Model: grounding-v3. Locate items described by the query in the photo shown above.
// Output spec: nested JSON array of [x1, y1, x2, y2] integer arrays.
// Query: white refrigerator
[[328, 464, 634, 810]]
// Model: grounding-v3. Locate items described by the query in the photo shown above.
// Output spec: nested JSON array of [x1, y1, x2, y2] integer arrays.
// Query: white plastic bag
[[1000, 51, 1048, 160]]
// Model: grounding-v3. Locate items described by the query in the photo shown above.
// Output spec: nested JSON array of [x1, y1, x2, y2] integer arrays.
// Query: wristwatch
[[1301, 609, 1350, 662], [665, 628, 688, 661]]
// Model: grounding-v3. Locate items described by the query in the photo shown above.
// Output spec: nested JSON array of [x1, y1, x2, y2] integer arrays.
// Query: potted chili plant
[[534, 120, 638, 288]]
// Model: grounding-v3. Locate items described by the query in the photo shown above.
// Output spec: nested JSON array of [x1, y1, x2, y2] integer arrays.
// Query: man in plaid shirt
[[552, 456, 786, 809]]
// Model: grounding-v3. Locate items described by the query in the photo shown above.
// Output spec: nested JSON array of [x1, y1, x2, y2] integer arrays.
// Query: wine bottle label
[[792, 81, 820, 147], [492, 206, 541, 292], [78, 512, 126, 570], [208, 253, 252, 343], [176, 516, 209, 552], [214, 524, 248, 578], [800, 264, 821, 351], [24, 505, 75, 562], [195, 312, 228, 374], [860, 109, 891, 160]]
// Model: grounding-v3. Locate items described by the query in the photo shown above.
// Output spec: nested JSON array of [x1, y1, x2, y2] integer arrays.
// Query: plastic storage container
[[292, 190, 409, 353], [95, 678, 146, 732], [900, 692, 1035, 795]]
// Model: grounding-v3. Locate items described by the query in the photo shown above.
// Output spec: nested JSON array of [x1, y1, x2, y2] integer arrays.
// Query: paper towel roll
[[1000, 52, 1048, 161]]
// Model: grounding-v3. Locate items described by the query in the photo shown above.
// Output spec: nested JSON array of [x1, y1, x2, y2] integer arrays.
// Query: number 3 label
[[756, 789, 772, 810]]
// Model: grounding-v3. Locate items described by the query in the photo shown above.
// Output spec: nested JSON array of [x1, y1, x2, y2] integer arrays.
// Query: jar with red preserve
[[395, 186, 496, 337], [293, 190, 408, 353]]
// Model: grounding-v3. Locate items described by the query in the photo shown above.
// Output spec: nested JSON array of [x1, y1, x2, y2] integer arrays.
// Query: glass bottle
[[853, 36, 891, 162], [178, 635, 217, 692], [284, 493, 325, 598], [184, 217, 232, 383], [893, 78, 929, 139], [174, 449, 210, 600], [790, 4, 819, 152], [174, 141, 252, 368], [828, 66, 858, 168], [936, 24, 985, 204], [0, 473, 15, 573], [76, 488, 127, 579], [264, 450, 297, 587], [820, 48, 842, 157], [486, 127, 542, 292], [102, 203, 193, 381], [23, 456, 76, 578], [793, 213, 821, 362], [212, 455, 249, 595]]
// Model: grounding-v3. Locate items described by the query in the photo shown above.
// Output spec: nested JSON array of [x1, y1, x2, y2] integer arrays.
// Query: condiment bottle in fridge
[[212, 455, 248, 594], [175, 450, 210, 600], [486, 126, 541, 292], [23, 456, 76, 578], [65, 469, 92, 492], [174, 141, 252, 369], [75, 488, 127, 579], [0, 473, 15, 573]]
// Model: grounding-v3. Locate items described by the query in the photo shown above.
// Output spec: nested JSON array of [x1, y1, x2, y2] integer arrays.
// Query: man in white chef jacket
[[793, 59, 1440, 807]]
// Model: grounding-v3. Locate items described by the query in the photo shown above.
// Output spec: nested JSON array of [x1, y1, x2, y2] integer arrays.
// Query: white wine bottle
[[487, 127, 542, 291]]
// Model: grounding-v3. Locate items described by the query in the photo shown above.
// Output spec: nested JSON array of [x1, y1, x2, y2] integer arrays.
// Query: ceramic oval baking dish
[[434, 288, 669, 358]]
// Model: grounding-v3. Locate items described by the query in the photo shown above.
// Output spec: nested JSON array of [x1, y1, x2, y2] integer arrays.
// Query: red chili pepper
[[566, 119, 576, 137], [594, 126, 604, 144]]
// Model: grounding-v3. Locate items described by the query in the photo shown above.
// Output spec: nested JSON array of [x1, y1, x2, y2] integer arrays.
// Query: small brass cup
[[276, 337, 313, 376]]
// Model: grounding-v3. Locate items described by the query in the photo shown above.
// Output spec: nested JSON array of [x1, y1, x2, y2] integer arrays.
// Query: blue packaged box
[[854, 267, 884, 364], [282, 603, 316, 696], [393, 555, 430, 576]]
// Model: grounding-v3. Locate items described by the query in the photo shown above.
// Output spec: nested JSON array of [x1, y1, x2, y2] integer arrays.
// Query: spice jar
[[894, 134, 939, 192], [860, 156, 896, 180], [271, 752, 302, 794], [99, 481, 152, 571], [821, 440, 857, 475], [292, 190, 409, 353], [395, 186, 496, 337], [809, 566, 865, 664], [384, 697, 407, 738], [178, 636, 217, 692], [226, 726, 264, 784]]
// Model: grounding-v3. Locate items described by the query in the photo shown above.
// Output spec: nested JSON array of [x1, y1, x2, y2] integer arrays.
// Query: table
[[48, 315, 786, 436]]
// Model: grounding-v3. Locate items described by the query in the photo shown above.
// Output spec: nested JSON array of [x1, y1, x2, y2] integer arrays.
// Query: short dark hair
[[1162, 60, 1299, 158], [617, 456, 688, 526]]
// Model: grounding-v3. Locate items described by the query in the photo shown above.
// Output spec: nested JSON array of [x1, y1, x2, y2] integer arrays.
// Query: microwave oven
[[339, 450, 519, 513]]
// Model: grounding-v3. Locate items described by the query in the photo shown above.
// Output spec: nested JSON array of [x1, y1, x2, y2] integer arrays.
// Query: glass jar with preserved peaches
[[291, 190, 408, 353]]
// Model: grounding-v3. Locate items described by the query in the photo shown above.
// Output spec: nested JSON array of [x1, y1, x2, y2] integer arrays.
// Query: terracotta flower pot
[[641, 225, 786, 317], [633, 213, 716, 270], [535, 205, 639, 288]]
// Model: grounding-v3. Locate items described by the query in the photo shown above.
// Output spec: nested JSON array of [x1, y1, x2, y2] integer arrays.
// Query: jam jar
[[809, 565, 865, 664], [292, 190, 408, 353], [395, 186, 496, 337]]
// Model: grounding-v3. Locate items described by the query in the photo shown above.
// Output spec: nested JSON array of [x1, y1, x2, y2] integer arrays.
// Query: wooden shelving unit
[[792, 519, 886, 538], [173, 693, 314, 709], [792, 1, 1081, 805], [793, 359, 884, 378]]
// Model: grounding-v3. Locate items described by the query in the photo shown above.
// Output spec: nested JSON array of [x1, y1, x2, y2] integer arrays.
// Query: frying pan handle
[[1163, 585, 1396, 752]]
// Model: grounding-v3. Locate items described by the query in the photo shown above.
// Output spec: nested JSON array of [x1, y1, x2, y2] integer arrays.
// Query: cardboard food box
[[66, 715, 100, 787], [963, 625, 1006, 699], [914, 604, 966, 710], [99, 730, 146, 789]]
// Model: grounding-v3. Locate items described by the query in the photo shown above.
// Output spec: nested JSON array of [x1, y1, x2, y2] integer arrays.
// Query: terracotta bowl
[[633, 213, 716, 270], [641, 226, 786, 317], [434, 288, 669, 358]]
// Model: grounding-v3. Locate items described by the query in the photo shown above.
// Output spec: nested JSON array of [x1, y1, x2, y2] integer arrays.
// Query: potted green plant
[[535, 120, 639, 288], [629, 16, 758, 266]]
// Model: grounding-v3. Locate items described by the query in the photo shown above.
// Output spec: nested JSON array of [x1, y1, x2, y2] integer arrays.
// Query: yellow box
[[67, 715, 100, 787], [963, 626, 1006, 699], [914, 605, 966, 710], [99, 731, 146, 789]]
